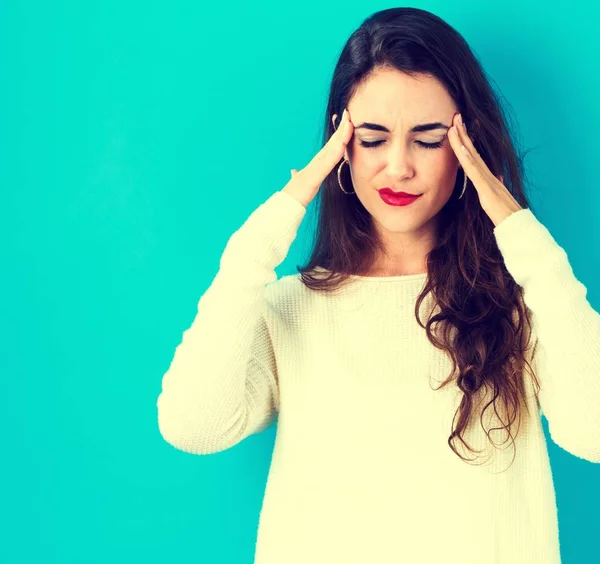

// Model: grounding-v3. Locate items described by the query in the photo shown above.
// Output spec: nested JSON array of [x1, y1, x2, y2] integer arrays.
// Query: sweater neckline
[[313, 267, 428, 282], [346, 271, 428, 282]]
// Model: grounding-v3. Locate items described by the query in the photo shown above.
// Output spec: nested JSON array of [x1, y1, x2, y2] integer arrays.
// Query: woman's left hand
[[447, 112, 523, 227]]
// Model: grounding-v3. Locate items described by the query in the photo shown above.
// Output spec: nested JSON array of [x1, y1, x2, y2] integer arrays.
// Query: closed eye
[[359, 139, 444, 149]]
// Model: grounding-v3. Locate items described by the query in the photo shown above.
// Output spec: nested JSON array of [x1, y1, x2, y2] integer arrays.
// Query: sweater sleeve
[[493, 208, 600, 463], [157, 189, 307, 455]]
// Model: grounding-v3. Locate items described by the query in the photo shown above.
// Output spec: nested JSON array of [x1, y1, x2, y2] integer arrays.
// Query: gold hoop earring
[[458, 167, 468, 200], [337, 160, 355, 194]]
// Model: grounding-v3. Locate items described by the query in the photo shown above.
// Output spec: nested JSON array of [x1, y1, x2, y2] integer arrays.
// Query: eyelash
[[358, 139, 444, 149]]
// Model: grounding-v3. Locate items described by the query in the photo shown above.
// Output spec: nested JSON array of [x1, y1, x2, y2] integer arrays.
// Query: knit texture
[[157, 189, 600, 564]]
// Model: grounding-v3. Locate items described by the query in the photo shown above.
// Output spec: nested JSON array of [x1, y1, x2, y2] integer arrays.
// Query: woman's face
[[334, 67, 461, 256]]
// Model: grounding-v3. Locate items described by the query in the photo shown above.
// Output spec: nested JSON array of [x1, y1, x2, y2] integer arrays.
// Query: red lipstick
[[378, 188, 422, 207]]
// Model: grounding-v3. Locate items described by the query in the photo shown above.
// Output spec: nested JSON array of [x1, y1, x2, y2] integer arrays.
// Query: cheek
[[431, 145, 459, 173], [348, 145, 377, 171], [420, 150, 453, 177]]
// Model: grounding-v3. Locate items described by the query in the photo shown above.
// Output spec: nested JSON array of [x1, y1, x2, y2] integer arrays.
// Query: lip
[[378, 190, 422, 207], [378, 188, 422, 197]]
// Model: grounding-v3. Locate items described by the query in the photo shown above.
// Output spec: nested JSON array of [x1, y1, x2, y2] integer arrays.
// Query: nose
[[384, 143, 416, 180]]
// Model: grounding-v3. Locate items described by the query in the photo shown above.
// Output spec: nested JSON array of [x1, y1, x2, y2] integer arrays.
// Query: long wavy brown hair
[[296, 7, 542, 468]]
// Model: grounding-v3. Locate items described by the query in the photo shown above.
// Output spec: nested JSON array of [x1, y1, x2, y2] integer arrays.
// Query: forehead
[[349, 68, 455, 118]]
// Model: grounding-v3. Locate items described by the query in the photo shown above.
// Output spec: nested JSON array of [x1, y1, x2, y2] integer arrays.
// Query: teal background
[[3, 1, 599, 562]]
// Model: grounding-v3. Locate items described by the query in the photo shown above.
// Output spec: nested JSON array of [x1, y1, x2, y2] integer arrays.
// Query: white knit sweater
[[157, 189, 600, 564]]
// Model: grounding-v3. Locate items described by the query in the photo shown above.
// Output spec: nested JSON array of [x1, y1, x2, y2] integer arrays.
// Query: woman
[[157, 7, 600, 563]]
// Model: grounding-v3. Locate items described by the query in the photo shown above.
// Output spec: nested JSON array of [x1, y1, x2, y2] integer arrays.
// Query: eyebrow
[[353, 121, 449, 133]]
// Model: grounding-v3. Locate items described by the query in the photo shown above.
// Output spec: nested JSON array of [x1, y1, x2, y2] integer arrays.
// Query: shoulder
[[263, 273, 306, 315]]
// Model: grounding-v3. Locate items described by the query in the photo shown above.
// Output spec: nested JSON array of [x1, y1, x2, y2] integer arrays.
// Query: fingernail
[[457, 113, 463, 125]]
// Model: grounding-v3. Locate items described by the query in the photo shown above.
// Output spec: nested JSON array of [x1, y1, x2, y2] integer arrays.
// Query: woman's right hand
[[282, 108, 354, 208]]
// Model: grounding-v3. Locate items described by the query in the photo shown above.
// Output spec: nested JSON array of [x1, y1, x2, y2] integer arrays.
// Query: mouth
[[378, 190, 423, 207], [377, 188, 422, 197]]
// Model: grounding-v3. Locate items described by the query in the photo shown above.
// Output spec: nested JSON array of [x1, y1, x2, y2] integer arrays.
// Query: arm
[[157, 190, 306, 455], [494, 208, 600, 463]]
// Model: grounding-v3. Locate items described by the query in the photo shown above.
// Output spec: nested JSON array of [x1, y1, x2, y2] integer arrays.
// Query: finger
[[449, 116, 493, 183], [308, 108, 353, 179], [447, 122, 474, 167], [450, 117, 501, 189], [454, 115, 506, 185], [453, 113, 479, 157], [334, 108, 352, 136]]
